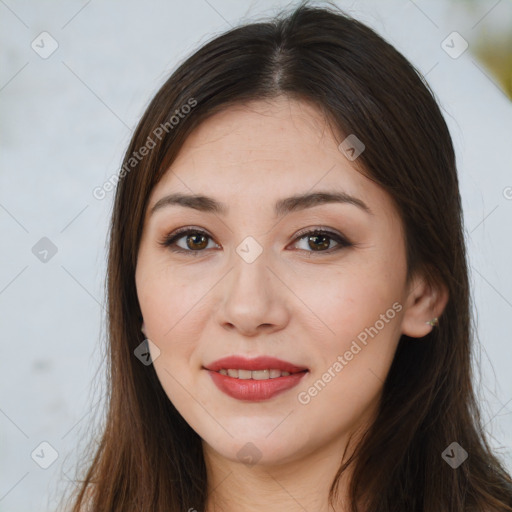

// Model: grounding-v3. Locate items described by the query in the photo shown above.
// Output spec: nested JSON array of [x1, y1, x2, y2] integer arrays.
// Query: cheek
[[137, 261, 213, 342], [136, 275, 199, 407], [138, 272, 205, 412], [294, 297, 401, 436], [292, 260, 403, 409], [293, 260, 402, 346]]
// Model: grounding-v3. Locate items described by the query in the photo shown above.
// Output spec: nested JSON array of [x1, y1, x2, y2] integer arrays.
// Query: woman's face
[[135, 96, 417, 467]]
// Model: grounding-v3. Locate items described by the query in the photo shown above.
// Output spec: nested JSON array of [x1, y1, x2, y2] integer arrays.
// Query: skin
[[135, 96, 448, 511]]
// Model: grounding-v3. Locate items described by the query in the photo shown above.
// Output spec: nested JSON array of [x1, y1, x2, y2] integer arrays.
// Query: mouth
[[214, 368, 306, 379], [203, 355, 309, 401], [204, 354, 308, 374]]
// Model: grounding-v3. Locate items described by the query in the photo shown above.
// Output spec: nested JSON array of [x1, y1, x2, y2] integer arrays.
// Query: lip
[[204, 355, 309, 402], [204, 355, 308, 373]]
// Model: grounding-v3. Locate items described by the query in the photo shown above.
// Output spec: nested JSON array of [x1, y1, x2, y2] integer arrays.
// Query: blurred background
[[0, 0, 511, 510]]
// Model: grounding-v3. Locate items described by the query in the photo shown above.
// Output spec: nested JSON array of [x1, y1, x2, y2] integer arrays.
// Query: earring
[[425, 317, 438, 327]]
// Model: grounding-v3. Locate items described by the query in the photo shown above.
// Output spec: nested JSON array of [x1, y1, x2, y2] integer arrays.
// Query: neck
[[203, 434, 356, 512]]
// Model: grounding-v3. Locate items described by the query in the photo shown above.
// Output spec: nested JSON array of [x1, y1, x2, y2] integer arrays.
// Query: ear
[[401, 271, 449, 338]]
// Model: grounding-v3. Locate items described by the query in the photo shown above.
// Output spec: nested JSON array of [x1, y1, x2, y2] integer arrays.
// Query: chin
[[202, 430, 308, 467]]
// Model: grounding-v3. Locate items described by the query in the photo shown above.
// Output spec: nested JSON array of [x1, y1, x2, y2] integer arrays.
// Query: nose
[[215, 249, 291, 337]]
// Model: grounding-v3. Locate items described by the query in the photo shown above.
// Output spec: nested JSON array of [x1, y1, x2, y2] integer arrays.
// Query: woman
[[67, 1, 512, 510]]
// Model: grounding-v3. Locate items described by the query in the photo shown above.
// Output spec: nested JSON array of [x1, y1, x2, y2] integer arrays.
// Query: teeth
[[218, 368, 296, 379], [238, 369, 252, 380], [252, 370, 270, 380]]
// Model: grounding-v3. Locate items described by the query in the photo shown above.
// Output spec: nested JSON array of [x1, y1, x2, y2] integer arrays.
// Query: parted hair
[[65, 2, 512, 510]]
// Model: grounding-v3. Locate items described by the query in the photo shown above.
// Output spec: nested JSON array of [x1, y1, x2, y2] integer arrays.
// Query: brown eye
[[306, 233, 331, 251], [159, 228, 217, 254], [184, 232, 209, 250], [293, 229, 352, 254], [160, 227, 352, 256]]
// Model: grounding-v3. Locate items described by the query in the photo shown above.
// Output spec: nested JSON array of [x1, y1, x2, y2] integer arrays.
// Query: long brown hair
[[65, 1, 512, 510]]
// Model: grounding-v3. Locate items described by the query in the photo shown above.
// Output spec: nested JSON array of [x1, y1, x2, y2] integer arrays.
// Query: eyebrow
[[150, 190, 373, 217]]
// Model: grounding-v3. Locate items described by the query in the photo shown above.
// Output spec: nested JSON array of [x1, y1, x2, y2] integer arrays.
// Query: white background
[[1, 0, 511, 510]]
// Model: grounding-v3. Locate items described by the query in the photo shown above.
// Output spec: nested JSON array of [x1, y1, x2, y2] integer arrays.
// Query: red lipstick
[[204, 355, 308, 402]]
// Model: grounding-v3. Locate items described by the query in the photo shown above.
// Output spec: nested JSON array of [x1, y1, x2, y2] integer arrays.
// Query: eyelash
[[158, 226, 353, 256]]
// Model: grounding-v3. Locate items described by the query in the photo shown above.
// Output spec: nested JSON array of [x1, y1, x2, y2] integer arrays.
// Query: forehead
[[150, 97, 394, 219], [170, 97, 339, 175]]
